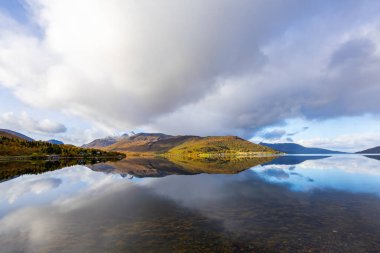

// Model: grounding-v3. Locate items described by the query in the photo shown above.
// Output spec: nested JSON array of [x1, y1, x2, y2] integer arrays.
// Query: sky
[[0, 0, 380, 152]]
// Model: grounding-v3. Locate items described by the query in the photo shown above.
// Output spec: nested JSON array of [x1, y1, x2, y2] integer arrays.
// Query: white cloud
[[0, 1, 380, 137], [298, 133, 380, 152], [0, 111, 66, 134], [298, 156, 380, 176]]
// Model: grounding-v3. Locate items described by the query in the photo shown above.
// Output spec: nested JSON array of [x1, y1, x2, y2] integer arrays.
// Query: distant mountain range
[[83, 133, 277, 155], [356, 146, 380, 154], [47, 139, 64, 145], [260, 142, 346, 154]]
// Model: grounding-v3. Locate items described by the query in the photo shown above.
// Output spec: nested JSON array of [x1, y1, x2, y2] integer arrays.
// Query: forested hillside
[[0, 136, 124, 158]]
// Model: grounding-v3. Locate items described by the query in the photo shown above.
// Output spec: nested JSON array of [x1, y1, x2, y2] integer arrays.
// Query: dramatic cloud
[[0, 112, 67, 134], [0, 0, 380, 137]]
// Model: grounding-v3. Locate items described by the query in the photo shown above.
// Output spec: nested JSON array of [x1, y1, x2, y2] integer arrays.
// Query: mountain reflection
[[87, 156, 276, 178]]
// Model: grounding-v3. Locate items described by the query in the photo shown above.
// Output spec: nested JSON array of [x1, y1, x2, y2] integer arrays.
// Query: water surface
[[0, 155, 380, 252]]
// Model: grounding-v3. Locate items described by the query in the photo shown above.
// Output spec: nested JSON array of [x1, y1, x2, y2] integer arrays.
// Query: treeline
[[167, 136, 277, 155], [0, 136, 125, 157]]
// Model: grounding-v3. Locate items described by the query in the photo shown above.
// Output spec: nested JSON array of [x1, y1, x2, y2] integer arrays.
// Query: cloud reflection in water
[[0, 155, 380, 252]]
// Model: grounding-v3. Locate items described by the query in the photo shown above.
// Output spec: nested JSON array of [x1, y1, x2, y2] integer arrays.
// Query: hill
[[260, 142, 346, 154], [0, 129, 34, 141], [166, 136, 276, 156], [356, 146, 380, 154]]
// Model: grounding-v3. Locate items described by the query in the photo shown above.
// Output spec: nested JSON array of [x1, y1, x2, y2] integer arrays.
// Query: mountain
[[167, 136, 276, 156], [121, 131, 136, 137], [356, 146, 380, 154], [84, 132, 277, 156], [104, 133, 199, 154], [46, 139, 64, 145], [260, 142, 346, 154], [82, 136, 119, 148], [99, 133, 277, 156], [0, 129, 34, 141], [82, 131, 137, 148]]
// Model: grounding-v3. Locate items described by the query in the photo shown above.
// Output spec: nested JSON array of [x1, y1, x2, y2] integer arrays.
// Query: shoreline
[[0, 155, 125, 161]]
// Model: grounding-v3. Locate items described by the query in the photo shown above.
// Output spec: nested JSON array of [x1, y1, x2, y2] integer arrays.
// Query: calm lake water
[[1, 155, 380, 252]]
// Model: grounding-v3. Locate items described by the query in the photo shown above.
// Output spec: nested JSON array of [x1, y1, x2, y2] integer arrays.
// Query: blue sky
[[1, 0, 380, 152], [0, 0, 27, 22]]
